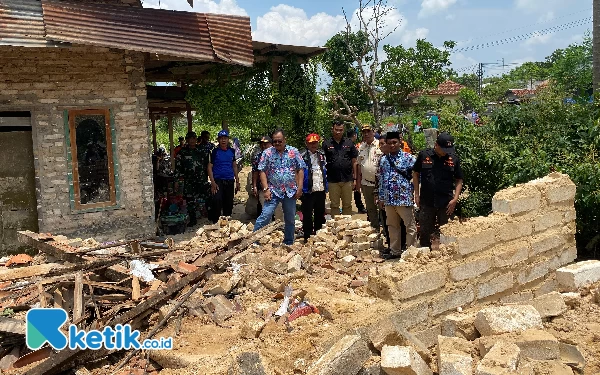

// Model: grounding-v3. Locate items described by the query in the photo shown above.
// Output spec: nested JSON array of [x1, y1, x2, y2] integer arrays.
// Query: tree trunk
[[594, 0, 600, 92]]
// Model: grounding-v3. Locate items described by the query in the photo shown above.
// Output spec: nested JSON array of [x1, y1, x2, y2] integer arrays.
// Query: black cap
[[436, 132, 455, 153], [385, 131, 400, 141], [260, 136, 272, 143], [186, 131, 197, 139]]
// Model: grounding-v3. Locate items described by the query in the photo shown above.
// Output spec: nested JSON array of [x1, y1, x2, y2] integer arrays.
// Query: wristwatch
[[262, 187, 268, 192]]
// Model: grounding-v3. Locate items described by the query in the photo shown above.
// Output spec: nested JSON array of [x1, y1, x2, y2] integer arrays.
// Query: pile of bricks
[[192, 217, 254, 244]]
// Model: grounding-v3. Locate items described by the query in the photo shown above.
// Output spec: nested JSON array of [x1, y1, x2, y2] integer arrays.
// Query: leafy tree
[[549, 35, 592, 97], [452, 73, 479, 91], [458, 88, 485, 112], [378, 39, 456, 108]]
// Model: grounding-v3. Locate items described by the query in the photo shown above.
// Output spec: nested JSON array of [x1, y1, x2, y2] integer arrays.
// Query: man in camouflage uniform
[[175, 131, 210, 227]]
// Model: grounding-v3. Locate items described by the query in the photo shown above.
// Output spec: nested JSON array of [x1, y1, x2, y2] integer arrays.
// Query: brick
[[431, 286, 474, 316], [556, 260, 600, 291], [341, 255, 356, 268], [456, 228, 496, 256], [533, 276, 558, 297], [437, 336, 473, 375], [556, 247, 577, 267], [535, 173, 577, 203], [352, 242, 371, 252], [475, 341, 520, 375], [492, 185, 542, 215], [412, 324, 442, 349], [366, 318, 430, 363], [441, 312, 478, 341], [388, 301, 429, 329], [474, 305, 542, 336], [533, 211, 564, 232], [517, 259, 552, 285], [493, 240, 530, 268], [175, 262, 198, 275], [396, 266, 447, 300], [201, 295, 235, 324], [529, 230, 567, 256], [525, 292, 567, 319], [381, 346, 432, 375], [228, 352, 267, 375], [515, 329, 559, 360], [240, 319, 266, 339], [559, 342, 586, 369], [287, 254, 303, 273], [307, 335, 371, 375], [564, 209, 576, 223], [517, 360, 574, 375], [496, 220, 533, 242], [450, 257, 493, 282], [477, 273, 514, 300]]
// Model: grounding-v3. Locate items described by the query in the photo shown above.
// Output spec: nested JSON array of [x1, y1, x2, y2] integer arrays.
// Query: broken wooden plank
[[17, 231, 86, 264], [73, 272, 83, 323], [132, 276, 141, 301], [82, 281, 132, 294], [0, 317, 25, 335], [0, 263, 62, 282], [38, 284, 47, 308]]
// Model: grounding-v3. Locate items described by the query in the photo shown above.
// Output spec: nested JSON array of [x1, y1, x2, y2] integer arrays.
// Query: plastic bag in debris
[[275, 285, 293, 317], [129, 260, 159, 282], [287, 301, 319, 322]]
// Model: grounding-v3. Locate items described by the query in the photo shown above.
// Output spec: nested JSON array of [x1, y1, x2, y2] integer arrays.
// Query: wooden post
[[151, 114, 157, 154], [186, 102, 193, 133], [132, 276, 141, 301], [168, 110, 174, 170], [73, 272, 83, 323]]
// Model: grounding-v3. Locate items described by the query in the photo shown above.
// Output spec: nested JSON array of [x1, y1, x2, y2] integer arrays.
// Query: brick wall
[[0, 45, 155, 241], [367, 173, 577, 342]]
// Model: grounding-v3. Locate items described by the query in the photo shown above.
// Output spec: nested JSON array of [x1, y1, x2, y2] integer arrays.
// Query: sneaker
[[358, 208, 368, 214], [381, 252, 401, 260]]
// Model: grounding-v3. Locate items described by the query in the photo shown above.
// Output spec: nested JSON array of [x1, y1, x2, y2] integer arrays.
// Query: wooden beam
[[168, 111, 175, 171], [17, 231, 86, 264], [132, 276, 141, 301], [0, 263, 62, 282], [151, 115, 157, 154], [186, 102, 193, 133], [73, 272, 84, 323]]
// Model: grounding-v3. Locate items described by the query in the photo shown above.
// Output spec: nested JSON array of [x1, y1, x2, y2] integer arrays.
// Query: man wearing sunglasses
[[253, 129, 306, 245]]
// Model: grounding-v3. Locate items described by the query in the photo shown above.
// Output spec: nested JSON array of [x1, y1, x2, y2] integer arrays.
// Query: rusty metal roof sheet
[[41, 0, 254, 66], [0, 0, 54, 47]]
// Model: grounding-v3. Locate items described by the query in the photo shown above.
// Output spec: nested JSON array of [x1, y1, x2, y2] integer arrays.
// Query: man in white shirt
[[300, 133, 327, 241], [357, 124, 382, 229]]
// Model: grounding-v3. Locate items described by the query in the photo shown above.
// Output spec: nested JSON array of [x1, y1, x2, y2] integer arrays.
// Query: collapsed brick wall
[[367, 173, 577, 346], [0, 45, 155, 241]]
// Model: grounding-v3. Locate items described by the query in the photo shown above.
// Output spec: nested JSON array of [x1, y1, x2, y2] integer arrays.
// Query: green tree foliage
[[549, 35, 592, 96], [320, 31, 371, 112], [458, 88, 485, 112], [451, 73, 479, 91], [378, 39, 456, 107]]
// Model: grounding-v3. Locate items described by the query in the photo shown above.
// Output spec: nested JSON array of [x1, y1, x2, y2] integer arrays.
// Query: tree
[[378, 39, 456, 108], [458, 87, 485, 112], [452, 73, 479, 91], [594, 0, 600, 92], [549, 35, 593, 97], [339, 0, 401, 127]]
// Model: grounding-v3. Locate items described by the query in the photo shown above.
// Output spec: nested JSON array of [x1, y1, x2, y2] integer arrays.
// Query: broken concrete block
[[396, 266, 448, 300], [515, 329, 559, 361], [400, 246, 430, 261], [561, 292, 581, 308], [449, 256, 493, 282], [475, 341, 520, 375], [492, 184, 541, 215], [307, 335, 371, 375], [240, 319, 266, 339], [559, 342, 586, 370], [229, 352, 267, 375], [205, 273, 237, 295], [441, 312, 478, 341], [474, 305, 543, 336], [381, 345, 432, 375], [516, 359, 574, 375], [437, 336, 473, 375], [556, 260, 600, 291], [202, 295, 235, 323], [342, 255, 357, 268], [526, 291, 567, 319], [352, 242, 371, 252], [287, 254, 303, 273], [367, 318, 430, 363]]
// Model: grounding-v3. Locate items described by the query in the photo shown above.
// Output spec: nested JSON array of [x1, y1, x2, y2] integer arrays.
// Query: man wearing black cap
[[413, 131, 464, 248], [252, 136, 272, 217]]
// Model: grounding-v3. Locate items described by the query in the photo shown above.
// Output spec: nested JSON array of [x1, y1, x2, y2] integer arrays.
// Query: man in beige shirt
[[357, 124, 382, 229]]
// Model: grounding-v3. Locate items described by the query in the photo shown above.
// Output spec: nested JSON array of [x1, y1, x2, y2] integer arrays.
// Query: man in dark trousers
[[348, 129, 367, 214], [207, 129, 240, 223], [413, 131, 464, 248], [300, 133, 327, 241], [323, 121, 358, 217]]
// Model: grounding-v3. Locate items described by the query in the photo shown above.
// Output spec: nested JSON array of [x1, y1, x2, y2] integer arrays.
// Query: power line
[[452, 16, 591, 53], [462, 8, 591, 43]]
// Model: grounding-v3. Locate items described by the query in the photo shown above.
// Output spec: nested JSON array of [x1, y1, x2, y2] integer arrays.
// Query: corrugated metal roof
[[41, 0, 254, 66], [252, 40, 327, 58], [0, 0, 54, 47]]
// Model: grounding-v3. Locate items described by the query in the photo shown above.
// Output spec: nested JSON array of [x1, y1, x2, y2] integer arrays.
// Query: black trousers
[[380, 208, 390, 250], [301, 191, 326, 240], [419, 205, 450, 248], [209, 179, 235, 223], [354, 190, 365, 210]]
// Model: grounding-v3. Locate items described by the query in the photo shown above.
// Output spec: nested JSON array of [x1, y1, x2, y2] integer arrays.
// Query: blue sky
[[143, 0, 592, 79]]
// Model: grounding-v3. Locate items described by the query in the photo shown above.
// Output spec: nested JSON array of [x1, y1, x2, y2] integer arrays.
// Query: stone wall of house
[[0, 45, 155, 241], [366, 173, 577, 347]]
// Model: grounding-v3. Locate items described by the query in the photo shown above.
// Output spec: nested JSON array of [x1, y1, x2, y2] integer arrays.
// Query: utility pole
[[477, 63, 484, 96], [594, 0, 600, 92]]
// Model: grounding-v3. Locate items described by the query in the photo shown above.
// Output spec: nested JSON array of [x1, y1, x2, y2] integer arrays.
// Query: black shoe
[[358, 208, 368, 214], [381, 252, 401, 260]]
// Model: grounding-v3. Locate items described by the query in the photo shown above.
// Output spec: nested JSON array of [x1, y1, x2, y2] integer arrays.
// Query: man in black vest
[[413, 132, 464, 248], [300, 133, 327, 241]]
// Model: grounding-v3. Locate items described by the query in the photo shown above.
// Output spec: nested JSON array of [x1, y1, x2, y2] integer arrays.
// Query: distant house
[[408, 80, 465, 105], [505, 80, 550, 103]]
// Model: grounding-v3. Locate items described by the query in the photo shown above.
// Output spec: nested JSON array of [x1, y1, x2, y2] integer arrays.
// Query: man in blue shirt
[[377, 131, 417, 259], [207, 130, 240, 223], [253, 129, 306, 245]]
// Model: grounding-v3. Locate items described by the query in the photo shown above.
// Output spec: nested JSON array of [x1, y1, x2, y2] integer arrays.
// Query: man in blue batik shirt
[[377, 131, 417, 259]]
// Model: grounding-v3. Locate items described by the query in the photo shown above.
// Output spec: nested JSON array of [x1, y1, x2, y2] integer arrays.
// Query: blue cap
[[374, 133, 381, 140], [217, 129, 229, 138]]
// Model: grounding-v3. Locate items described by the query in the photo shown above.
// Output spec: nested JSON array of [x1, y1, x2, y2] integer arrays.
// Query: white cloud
[[523, 32, 553, 46], [446, 14, 456, 20], [419, 0, 458, 18], [515, 0, 561, 14], [537, 11, 554, 23], [142, 0, 247, 16], [253, 5, 345, 46]]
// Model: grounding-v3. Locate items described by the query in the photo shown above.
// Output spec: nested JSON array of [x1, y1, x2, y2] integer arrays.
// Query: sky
[[142, 0, 592, 80]]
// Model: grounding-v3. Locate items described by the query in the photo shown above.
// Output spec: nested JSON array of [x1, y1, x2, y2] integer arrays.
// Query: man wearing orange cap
[[300, 133, 328, 241]]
